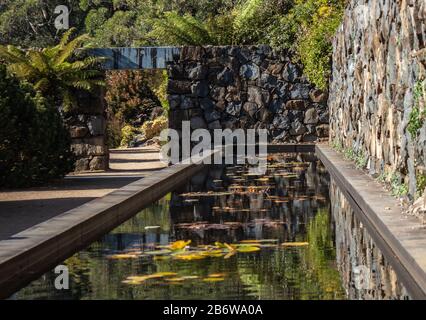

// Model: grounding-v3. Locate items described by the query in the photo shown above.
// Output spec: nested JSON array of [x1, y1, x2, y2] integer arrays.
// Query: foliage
[[407, 79, 426, 138], [120, 125, 139, 148], [0, 65, 74, 187], [141, 116, 168, 141], [390, 173, 409, 197], [0, 0, 344, 88], [0, 28, 105, 111], [148, 12, 217, 45], [416, 174, 426, 199], [105, 70, 161, 124], [297, 7, 342, 89], [331, 143, 368, 170], [0, 0, 86, 47], [105, 70, 165, 148]]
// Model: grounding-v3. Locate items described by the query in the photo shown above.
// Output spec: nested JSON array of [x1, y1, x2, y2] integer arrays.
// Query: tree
[[0, 28, 105, 110], [0, 0, 86, 47]]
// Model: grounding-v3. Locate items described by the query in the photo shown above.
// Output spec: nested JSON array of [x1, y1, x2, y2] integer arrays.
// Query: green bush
[[0, 65, 74, 187], [141, 116, 169, 141]]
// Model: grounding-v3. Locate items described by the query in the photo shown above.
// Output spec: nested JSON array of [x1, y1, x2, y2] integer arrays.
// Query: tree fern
[[149, 12, 214, 45], [0, 29, 105, 111]]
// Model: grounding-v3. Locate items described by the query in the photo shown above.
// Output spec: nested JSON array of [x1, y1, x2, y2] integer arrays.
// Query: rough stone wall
[[329, 0, 426, 198], [167, 46, 329, 143], [330, 181, 410, 299], [64, 89, 109, 172]]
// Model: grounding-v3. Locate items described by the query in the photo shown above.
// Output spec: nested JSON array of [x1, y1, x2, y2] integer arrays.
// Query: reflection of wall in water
[[330, 180, 410, 300], [169, 154, 331, 243]]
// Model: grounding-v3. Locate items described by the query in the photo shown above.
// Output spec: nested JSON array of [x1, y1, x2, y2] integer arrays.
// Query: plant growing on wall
[[407, 79, 426, 138], [0, 28, 105, 111]]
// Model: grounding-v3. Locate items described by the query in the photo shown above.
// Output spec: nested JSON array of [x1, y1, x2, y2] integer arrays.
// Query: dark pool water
[[13, 153, 408, 300]]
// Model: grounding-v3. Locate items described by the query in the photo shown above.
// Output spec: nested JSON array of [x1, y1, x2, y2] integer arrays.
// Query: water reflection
[[13, 154, 407, 300], [330, 181, 410, 300]]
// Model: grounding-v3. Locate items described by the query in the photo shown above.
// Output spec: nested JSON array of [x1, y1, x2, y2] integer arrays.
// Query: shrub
[[105, 70, 163, 125], [141, 116, 168, 141], [105, 70, 166, 148], [0, 65, 74, 187], [120, 125, 139, 148]]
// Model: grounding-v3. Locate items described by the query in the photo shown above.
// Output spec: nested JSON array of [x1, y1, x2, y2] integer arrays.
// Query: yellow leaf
[[224, 251, 236, 259], [208, 273, 226, 278], [281, 242, 309, 247], [173, 253, 206, 261], [237, 246, 261, 253], [165, 277, 186, 282], [203, 277, 225, 282], [169, 240, 192, 251], [224, 243, 236, 252]]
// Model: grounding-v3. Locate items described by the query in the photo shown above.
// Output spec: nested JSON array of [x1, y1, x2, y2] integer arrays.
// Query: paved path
[[0, 146, 166, 240]]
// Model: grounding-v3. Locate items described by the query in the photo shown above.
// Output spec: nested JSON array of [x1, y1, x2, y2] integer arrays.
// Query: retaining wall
[[329, 0, 426, 198], [167, 45, 329, 143]]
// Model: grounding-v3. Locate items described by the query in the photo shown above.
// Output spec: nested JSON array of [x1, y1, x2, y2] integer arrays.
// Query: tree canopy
[[0, 0, 345, 88]]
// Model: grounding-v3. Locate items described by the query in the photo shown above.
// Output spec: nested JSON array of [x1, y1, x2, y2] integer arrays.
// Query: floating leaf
[[224, 243, 237, 252], [236, 246, 261, 253], [107, 253, 139, 260], [181, 275, 199, 280], [173, 253, 206, 261], [169, 240, 191, 251], [224, 251, 236, 259], [144, 249, 172, 255], [153, 255, 171, 261], [281, 242, 309, 247], [208, 273, 226, 278], [203, 277, 225, 282], [165, 277, 186, 282]]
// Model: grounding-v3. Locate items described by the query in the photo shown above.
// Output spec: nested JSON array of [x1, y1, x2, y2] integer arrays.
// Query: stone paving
[[0, 146, 166, 240]]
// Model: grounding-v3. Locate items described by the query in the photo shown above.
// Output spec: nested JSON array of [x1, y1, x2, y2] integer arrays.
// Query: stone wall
[[167, 46, 329, 143], [64, 89, 109, 172], [329, 0, 426, 198]]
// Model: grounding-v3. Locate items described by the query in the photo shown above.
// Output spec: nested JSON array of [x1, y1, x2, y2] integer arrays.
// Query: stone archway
[[70, 47, 180, 172], [72, 46, 329, 172]]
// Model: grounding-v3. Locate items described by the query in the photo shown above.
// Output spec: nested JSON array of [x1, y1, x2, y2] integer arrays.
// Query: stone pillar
[[65, 87, 109, 172]]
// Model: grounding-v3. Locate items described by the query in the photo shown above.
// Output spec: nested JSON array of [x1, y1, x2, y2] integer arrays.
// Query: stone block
[[304, 108, 319, 124], [285, 100, 306, 110]]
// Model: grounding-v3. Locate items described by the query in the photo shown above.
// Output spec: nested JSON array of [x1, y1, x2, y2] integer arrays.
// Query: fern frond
[[28, 51, 50, 73], [53, 34, 90, 66]]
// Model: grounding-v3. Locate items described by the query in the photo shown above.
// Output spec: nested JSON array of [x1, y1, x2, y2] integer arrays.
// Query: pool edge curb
[[316, 143, 426, 299], [0, 149, 220, 299]]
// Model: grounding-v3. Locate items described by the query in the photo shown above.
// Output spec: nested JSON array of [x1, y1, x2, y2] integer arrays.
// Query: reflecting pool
[[13, 154, 409, 300]]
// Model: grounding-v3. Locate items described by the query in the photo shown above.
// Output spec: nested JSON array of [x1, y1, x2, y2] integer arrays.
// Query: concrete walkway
[[0, 146, 166, 240]]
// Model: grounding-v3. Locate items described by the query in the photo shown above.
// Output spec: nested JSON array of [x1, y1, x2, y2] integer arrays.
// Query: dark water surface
[[13, 154, 408, 300]]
